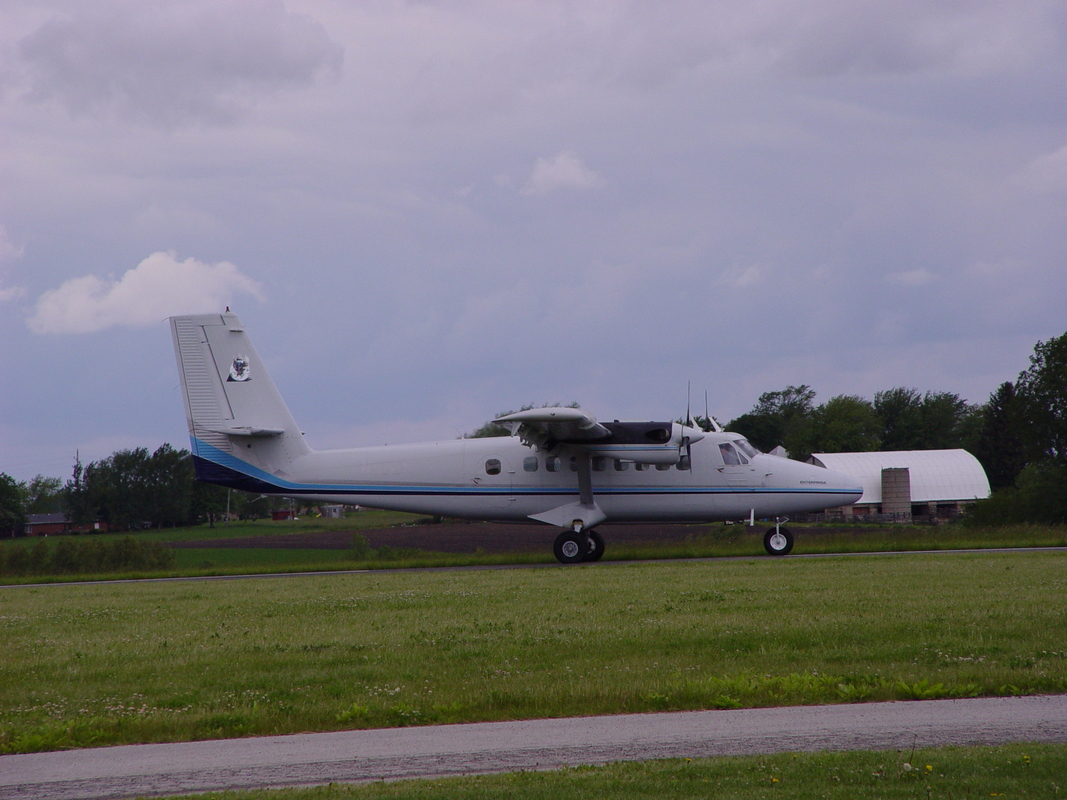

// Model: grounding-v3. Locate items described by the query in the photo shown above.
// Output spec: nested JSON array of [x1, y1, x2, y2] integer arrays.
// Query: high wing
[[495, 408, 704, 466], [494, 407, 610, 442]]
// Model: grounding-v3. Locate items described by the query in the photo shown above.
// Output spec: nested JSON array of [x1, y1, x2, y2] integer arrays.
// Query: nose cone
[[825, 467, 864, 503], [788, 459, 864, 509]]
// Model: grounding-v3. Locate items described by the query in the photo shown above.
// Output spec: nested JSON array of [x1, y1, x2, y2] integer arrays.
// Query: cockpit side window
[[719, 443, 741, 465]]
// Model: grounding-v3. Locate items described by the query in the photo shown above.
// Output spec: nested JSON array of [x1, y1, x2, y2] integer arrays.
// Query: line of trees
[[723, 331, 1067, 524], [0, 445, 273, 537], [725, 386, 984, 463]]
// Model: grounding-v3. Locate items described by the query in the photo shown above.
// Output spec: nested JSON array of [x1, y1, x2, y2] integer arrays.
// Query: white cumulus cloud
[[522, 152, 604, 196], [27, 251, 263, 334]]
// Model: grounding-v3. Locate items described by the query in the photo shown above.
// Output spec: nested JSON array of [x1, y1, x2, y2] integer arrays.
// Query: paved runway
[[3, 695, 1066, 800]]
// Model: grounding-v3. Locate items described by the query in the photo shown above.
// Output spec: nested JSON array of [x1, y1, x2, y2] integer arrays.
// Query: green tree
[[975, 381, 1027, 490], [802, 395, 882, 458], [1015, 331, 1067, 466], [0, 473, 25, 537], [66, 445, 203, 531], [874, 387, 925, 451], [143, 444, 194, 528], [727, 385, 816, 453], [920, 391, 978, 450], [20, 475, 65, 515], [874, 388, 980, 452], [969, 331, 1067, 524], [65, 454, 92, 526]]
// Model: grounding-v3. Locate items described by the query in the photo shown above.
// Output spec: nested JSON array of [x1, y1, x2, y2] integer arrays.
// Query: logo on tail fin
[[228, 355, 251, 382]]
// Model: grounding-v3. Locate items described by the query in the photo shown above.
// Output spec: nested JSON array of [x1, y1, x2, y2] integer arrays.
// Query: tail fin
[[170, 313, 311, 490]]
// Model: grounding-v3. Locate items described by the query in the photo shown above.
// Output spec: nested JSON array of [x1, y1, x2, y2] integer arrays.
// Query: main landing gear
[[763, 519, 794, 556], [553, 529, 605, 564]]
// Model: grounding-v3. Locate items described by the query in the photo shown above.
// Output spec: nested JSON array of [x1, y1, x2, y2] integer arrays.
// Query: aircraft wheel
[[764, 527, 794, 556], [554, 531, 587, 564], [582, 530, 605, 562]]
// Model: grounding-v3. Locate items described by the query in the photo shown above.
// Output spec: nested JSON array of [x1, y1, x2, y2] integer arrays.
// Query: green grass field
[[2, 518, 1066, 583], [154, 744, 1067, 800], [3, 550, 1065, 754]]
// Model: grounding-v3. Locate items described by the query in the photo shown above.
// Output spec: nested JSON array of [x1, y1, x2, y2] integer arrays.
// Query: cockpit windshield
[[732, 438, 760, 459]]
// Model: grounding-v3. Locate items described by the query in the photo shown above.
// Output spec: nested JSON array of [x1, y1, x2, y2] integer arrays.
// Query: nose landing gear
[[763, 518, 794, 555]]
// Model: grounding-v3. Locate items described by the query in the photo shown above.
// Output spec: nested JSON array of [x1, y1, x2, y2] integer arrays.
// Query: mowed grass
[[155, 744, 1067, 800], [2, 551, 1066, 754]]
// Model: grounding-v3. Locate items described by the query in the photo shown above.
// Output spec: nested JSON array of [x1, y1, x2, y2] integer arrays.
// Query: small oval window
[[485, 458, 501, 475], [545, 457, 561, 472], [523, 456, 539, 472]]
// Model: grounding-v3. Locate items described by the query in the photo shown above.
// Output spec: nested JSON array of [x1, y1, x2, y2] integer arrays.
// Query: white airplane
[[170, 313, 863, 563]]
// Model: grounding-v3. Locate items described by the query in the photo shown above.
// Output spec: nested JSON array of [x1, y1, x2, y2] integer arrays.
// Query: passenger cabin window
[[677, 454, 691, 470], [656, 463, 671, 471], [634, 463, 648, 471], [592, 456, 606, 472], [545, 456, 561, 472], [485, 458, 502, 475], [523, 456, 539, 472], [569, 456, 578, 472], [614, 459, 629, 471]]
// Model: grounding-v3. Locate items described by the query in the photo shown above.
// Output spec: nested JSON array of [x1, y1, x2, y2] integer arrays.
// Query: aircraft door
[[479, 454, 516, 508], [717, 442, 758, 486]]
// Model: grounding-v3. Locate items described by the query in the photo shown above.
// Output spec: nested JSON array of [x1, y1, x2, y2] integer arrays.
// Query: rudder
[[170, 312, 310, 488]]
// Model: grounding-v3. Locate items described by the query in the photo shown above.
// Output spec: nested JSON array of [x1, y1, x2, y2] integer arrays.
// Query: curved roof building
[[807, 449, 990, 508]]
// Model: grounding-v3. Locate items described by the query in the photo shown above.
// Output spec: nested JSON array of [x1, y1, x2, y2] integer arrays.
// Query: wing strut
[[529, 450, 606, 532], [575, 451, 594, 507]]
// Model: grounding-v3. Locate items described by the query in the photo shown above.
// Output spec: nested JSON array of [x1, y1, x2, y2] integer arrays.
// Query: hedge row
[[0, 536, 175, 577]]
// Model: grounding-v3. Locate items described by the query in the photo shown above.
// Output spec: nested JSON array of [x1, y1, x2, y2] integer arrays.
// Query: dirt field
[[170, 521, 827, 554]]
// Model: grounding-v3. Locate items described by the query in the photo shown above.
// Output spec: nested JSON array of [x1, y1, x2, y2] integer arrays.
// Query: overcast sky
[[2, 0, 1066, 482]]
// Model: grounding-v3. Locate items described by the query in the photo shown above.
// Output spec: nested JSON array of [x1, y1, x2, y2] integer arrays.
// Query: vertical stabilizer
[[170, 313, 311, 488]]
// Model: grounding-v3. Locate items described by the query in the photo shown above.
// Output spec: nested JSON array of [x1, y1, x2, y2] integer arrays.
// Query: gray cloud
[[1, 0, 1065, 479], [17, 0, 343, 125]]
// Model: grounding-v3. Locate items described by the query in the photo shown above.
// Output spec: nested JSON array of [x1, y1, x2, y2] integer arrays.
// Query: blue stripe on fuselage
[[191, 437, 862, 501]]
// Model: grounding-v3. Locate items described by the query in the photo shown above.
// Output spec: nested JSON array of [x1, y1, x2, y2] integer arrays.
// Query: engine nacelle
[[584, 421, 704, 465]]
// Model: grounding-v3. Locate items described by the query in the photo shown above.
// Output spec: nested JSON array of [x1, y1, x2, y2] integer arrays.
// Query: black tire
[[764, 527, 794, 556], [582, 530, 605, 562], [554, 531, 587, 564]]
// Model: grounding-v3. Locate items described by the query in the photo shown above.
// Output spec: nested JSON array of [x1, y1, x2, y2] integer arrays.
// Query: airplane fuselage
[[171, 312, 863, 561], [191, 431, 857, 524]]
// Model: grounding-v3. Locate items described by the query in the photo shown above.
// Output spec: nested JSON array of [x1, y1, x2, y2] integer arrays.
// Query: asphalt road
[[3, 696, 1066, 800]]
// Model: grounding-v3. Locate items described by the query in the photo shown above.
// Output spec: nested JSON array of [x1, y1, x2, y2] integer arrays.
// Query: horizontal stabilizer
[[204, 425, 286, 437]]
